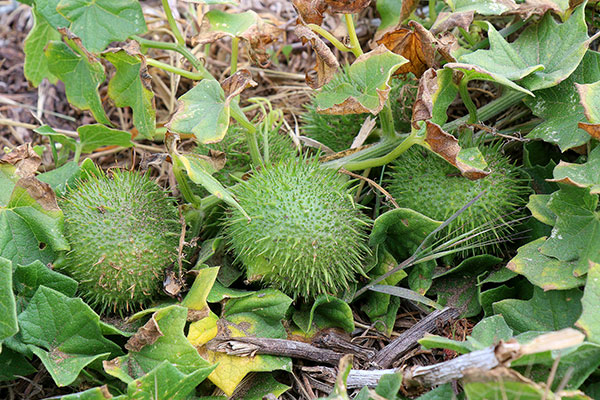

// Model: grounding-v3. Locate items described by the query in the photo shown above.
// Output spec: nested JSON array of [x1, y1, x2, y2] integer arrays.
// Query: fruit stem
[[342, 131, 420, 171], [307, 24, 353, 53], [132, 35, 213, 80], [345, 14, 364, 57], [459, 76, 478, 124], [162, 0, 185, 46], [230, 106, 264, 166]]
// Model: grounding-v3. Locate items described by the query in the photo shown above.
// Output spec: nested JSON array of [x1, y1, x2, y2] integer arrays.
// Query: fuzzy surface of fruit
[[59, 170, 180, 315], [387, 145, 529, 255], [225, 158, 371, 299]]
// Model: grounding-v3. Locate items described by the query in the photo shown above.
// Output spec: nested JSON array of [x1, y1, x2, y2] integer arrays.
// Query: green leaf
[[525, 51, 600, 151], [292, 294, 354, 335], [13, 259, 78, 312], [507, 237, 586, 290], [458, 5, 590, 91], [0, 347, 36, 381], [45, 41, 111, 125], [577, 79, 600, 123], [540, 185, 600, 276], [167, 80, 231, 143], [444, 63, 536, 96], [56, 0, 147, 53], [53, 386, 112, 399], [77, 124, 133, 153], [37, 161, 81, 197], [464, 378, 548, 400], [551, 146, 600, 193], [314, 46, 408, 115], [19, 286, 121, 386], [240, 374, 291, 400], [24, 8, 61, 87], [0, 176, 69, 265], [204, 10, 258, 37], [370, 285, 442, 309], [576, 262, 600, 343], [493, 287, 582, 333], [527, 194, 556, 226], [414, 384, 455, 400], [376, 0, 403, 31], [0, 258, 18, 346], [174, 152, 248, 219], [103, 48, 156, 139], [121, 361, 215, 400], [446, 0, 516, 15], [35, 0, 69, 29], [104, 305, 210, 382], [369, 208, 441, 262]]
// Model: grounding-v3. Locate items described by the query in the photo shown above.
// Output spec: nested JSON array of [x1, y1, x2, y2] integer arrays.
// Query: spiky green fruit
[[387, 146, 529, 255], [59, 170, 180, 315], [225, 159, 371, 299]]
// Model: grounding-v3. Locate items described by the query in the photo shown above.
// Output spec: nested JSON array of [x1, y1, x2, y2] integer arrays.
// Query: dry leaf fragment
[[241, 22, 283, 68], [0, 143, 42, 178], [431, 11, 474, 35], [411, 68, 438, 128], [424, 121, 489, 180], [578, 122, 600, 140], [292, 0, 327, 25], [125, 315, 164, 352], [324, 0, 371, 13], [294, 25, 339, 88], [221, 69, 258, 105]]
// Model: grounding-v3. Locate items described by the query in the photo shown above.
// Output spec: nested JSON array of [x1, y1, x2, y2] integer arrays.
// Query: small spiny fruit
[[387, 145, 529, 255], [59, 170, 180, 315], [225, 158, 371, 299]]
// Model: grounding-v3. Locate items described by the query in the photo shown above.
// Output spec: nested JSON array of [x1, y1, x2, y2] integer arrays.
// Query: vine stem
[[146, 58, 206, 80], [459, 77, 478, 124], [379, 101, 396, 139], [230, 106, 263, 166], [307, 24, 352, 53], [132, 35, 213, 80], [428, 0, 437, 22], [343, 132, 421, 171], [230, 37, 240, 74], [161, 0, 185, 46], [344, 14, 363, 57]]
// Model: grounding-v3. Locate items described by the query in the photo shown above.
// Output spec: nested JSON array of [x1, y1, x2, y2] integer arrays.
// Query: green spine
[[225, 158, 371, 299], [59, 170, 180, 315]]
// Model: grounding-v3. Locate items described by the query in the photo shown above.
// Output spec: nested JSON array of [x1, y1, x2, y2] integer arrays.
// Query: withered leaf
[[578, 122, 600, 140], [424, 121, 489, 180], [221, 69, 257, 105], [431, 11, 474, 35], [294, 25, 339, 89], [507, 0, 562, 19], [292, 0, 327, 25], [0, 143, 42, 178], [411, 68, 438, 128], [241, 22, 283, 68], [193, 31, 229, 47], [125, 315, 163, 352], [324, 0, 371, 13]]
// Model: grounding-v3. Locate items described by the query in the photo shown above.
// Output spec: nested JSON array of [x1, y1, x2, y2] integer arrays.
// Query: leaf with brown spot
[[411, 68, 458, 129], [324, 0, 371, 13], [294, 25, 339, 89], [431, 11, 474, 35], [292, 0, 327, 25], [578, 122, 600, 140], [424, 121, 489, 180], [125, 315, 164, 352], [0, 143, 42, 178], [14, 177, 60, 212]]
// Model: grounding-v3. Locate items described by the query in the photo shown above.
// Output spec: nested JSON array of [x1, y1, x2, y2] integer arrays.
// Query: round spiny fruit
[[59, 170, 180, 315], [387, 145, 529, 255], [225, 159, 371, 299]]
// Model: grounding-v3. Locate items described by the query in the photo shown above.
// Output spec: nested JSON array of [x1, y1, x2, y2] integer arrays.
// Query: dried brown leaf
[[193, 31, 229, 47], [508, 0, 562, 19], [293, 0, 327, 25], [241, 22, 283, 68], [0, 143, 42, 178], [424, 121, 489, 180], [411, 68, 438, 128], [294, 25, 339, 89], [324, 0, 371, 13], [578, 122, 600, 140], [399, 0, 419, 23], [221, 69, 257, 105], [125, 315, 164, 352], [431, 11, 474, 35]]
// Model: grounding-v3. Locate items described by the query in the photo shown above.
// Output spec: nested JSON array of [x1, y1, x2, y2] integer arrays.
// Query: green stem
[[162, 0, 185, 46], [132, 35, 213, 80], [343, 132, 420, 171], [459, 77, 478, 124], [458, 27, 477, 47], [146, 58, 206, 80], [307, 24, 352, 53], [230, 107, 263, 166], [172, 159, 203, 208], [379, 101, 396, 139], [472, 18, 527, 50], [230, 37, 239, 74], [344, 14, 363, 57], [73, 144, 82, 164], [428, 0, 437, 22]]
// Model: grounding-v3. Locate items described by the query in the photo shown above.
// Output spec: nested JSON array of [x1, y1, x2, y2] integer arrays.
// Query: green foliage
[[225, 159, 371, 299], [387, 145, 529, 255], [59, 170, 179, 314]]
